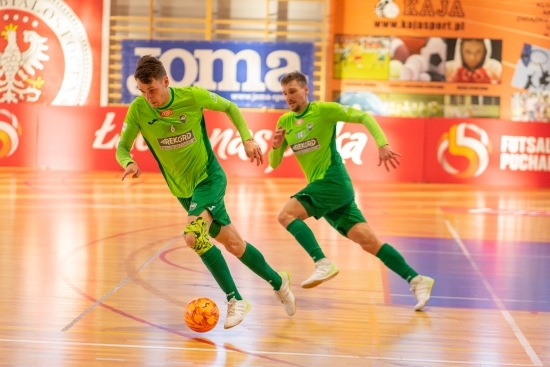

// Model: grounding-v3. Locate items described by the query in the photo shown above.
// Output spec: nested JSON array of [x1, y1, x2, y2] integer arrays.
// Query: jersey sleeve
[[322, 102, 388, 147], [268, 137, 288, 169], [191, 86, 253, 141], [116, 105, 140, 168]]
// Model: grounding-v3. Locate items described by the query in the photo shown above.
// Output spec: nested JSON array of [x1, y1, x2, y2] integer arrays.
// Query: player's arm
[[324, 102, 401, 171], [192, 87, 262, 165], [268, 124, 288, 169], [116, 111, 142, 180]]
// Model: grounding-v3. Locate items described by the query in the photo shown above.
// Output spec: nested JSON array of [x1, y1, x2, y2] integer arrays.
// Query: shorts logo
[[1, 2, 93, 105], [290, 138, 321, 155], [437, 123, 492, 178], [190, 202, 197, 211], [0, 109, 22, 159], [157, 131, 197, 150]]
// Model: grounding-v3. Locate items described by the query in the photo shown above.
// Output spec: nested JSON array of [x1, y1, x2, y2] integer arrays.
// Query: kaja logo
[[0, 109, 22, 159], [375, 0, 400, 19], [1, 1, 93, 105], [437, 123, 492, 178]]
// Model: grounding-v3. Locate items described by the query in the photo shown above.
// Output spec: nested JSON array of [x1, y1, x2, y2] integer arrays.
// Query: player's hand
[[122, 162, 142, 181], [243, 139, 263, 166], [272, 128, 286, 149], [377, 145, 402, 172]]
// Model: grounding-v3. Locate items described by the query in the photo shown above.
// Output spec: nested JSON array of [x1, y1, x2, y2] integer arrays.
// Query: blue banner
[[121, 40, 315, 108]]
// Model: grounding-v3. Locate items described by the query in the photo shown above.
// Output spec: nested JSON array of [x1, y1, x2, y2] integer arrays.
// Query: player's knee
[[183, 232, 196, 248], [222, 237, 245, 256], [277, 210, 295, 227], [183, 217, 213, 255]]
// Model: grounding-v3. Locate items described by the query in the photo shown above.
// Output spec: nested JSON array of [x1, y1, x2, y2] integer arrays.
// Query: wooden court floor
[[0, 167, 549, 367]]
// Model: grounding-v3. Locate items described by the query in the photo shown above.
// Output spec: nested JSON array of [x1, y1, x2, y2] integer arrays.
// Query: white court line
[[391, 294, 549, 303], [61, 234, 182, 332], [444, 220, 543, 367], [0, 338, 536, 366]]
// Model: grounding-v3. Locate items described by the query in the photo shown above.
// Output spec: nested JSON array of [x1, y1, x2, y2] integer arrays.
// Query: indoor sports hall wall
[[0, 0, 549, 187], [1, 105, 549, 187]]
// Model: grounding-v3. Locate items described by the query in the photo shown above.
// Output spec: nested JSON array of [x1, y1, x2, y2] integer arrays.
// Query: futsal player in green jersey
[[268, 71, 434, 311], [116, 55, 296, 329]]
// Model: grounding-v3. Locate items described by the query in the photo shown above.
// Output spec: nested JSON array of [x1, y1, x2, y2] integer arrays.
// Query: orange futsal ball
[[184, 297, 220, 333]]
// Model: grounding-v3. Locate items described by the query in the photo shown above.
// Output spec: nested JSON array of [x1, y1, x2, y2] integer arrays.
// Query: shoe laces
[[313, 262, 330, 275], [274, 285, 289, 303], [227, 297, 246, 317]]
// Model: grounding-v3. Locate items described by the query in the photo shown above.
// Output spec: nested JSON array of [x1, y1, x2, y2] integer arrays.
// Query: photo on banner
[[389, 37, 447, 82], [332, 91, 389, 116], [445, 38, 503, 84], [511, 43, 550, 91], [386, 94, 444, 117], [333, 35, 390, 80], [444, 95, 500, 118], [511, 92, 550, 122]]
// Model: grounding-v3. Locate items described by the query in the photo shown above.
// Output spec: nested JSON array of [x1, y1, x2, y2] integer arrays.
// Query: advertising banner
[[424, 118, 550, 187], [0, 104, 38, 167], [0, 0, 104, 105], [330, 0, 550, 122], [120, 40, 315, 109], [1, 104, 547, 186]]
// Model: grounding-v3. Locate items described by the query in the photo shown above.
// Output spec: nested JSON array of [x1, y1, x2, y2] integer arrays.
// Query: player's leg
[[334, 201, 434, 310], [181, 209, 250, 328], [213, 223, 296, 317], [278, 197, 339, 288]]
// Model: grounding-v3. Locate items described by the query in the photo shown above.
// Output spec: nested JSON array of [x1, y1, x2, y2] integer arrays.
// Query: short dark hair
[[134, 55, 167, 84], [280, 71, 308, 87]]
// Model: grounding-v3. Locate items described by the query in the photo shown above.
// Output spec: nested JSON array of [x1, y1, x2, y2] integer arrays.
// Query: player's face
[[136, 76, 170, 108], [461, 41, 485, 70], [282, 80, 309, 113]]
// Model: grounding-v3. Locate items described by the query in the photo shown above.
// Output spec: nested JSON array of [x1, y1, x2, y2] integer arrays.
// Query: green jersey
[[116, 86, 252, 198], [268, 101, 388, 183]]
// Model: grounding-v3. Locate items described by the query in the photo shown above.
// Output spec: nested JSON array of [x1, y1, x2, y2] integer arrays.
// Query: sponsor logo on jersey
[[157, 131, 196, 150], [160, 109, 173, 118], [290, 138, 321, 155], [147, 118, 158, 125]]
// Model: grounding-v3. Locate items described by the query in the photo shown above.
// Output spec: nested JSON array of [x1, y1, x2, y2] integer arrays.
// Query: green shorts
[[293, 177, 366, 237], [177, 168, 231, 238]]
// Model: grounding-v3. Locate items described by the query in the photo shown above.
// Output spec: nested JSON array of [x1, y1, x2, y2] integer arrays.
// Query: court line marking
[[444, 220, 543, 367], [60, 235, 181, 332], [0, 338, 536, 366]]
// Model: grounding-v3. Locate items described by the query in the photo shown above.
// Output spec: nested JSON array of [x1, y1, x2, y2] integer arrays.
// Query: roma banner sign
[[120, 40, 315, 109]]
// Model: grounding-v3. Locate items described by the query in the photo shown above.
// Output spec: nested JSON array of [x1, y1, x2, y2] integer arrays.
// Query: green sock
[[286, 219, 325, 262], [376, 243, 419, 283], [200, 246, 242, 301], [238, 243, 282, 290]]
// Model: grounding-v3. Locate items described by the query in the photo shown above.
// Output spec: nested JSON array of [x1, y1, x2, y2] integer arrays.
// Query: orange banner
[[330, 0, 550, 121]]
